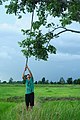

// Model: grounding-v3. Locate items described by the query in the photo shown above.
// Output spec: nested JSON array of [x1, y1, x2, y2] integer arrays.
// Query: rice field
[[0, 84, 80, 120]]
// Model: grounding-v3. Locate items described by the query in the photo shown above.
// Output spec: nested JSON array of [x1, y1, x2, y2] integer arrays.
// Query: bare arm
[[26, 65, 33, 77], [22, 67, 26, 79]]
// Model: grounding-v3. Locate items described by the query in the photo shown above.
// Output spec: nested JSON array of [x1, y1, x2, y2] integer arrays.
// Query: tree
[[45, 80, 49, 84], [67, 77, 73, 84], [2, 81, 7, 84], [34, 81, 38, 84], [77, 78, 80, 84], [1, 0, 80, 60], [73, 78, 80, 84], [38, 80, 42, 84], [42, 77, 45, 84], [59, 77, 65, 84], [50, 81, 53, 84], [73, 79, 78, 84], [16, 81, 22, 84], [9, 77, 13, 84]]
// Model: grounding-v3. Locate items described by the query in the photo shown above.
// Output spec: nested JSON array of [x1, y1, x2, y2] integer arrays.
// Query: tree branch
[[64, 28, 80, 34], [53, 27, 80, 38], [54, 29, 67, 37]]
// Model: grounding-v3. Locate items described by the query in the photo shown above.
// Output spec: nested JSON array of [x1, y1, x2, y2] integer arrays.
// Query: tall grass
[[3, 101, 80, 120], [0, 102, 17, 120], [0, 84, 80, 120]]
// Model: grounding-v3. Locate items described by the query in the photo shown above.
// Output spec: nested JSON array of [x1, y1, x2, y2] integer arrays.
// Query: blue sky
[[0, 4, 80, 82]]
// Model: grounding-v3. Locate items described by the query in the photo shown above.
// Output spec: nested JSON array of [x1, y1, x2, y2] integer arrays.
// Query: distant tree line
[[34, 77, 80, 85], [0, 77, 80, 84], [0, 77, 23, 84]]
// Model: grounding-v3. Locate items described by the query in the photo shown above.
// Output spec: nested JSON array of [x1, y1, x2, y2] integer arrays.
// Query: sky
[[0, 4, 80, 82]]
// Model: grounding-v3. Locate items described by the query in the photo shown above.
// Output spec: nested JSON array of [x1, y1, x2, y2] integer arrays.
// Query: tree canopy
[[1, 0, 80, 60]]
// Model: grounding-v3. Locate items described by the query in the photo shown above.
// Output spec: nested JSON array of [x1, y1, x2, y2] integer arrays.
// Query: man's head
[[23, 74, 31, 80], [26, 74, 31, 79]]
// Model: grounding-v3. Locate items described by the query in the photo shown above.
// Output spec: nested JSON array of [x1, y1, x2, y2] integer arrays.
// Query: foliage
[[2, 81, 7, 84], [1, 0, 80, 60], [34, 81, 38, 84], [38, 80, 42, 84], [18, 29, 56, 60], [42, 77, 45, 84], [9, 77, 13, 83], [1, 77, 80, 84], [50, 81, 54, 84], [77, 78, 80, 84], [67, 77, 73, 84], [73, 78, 80, 84], [59, 77, 65, 84]]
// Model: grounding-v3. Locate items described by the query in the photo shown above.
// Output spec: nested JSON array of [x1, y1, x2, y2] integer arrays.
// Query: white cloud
[[0, 52, 11, 59], [0, 15, 31, 33], [15, 14, 32, 30], [0, 23, 18, 32], [0, 13, 33, 36], [0, 45, 21, 60], [50, 52, 80, 61]]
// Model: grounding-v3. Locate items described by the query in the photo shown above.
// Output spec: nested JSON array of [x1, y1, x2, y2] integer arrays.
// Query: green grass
[[0, 84, 25, 99], [35, 84, 80, 99], [0, 84, 80, 120], [0, 102, 17, 120], [0, 84, 80, 99], [3, 101, 80, 120]]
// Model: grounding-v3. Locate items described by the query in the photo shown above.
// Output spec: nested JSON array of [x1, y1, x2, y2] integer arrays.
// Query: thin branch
[[46, 26, 80, 46], [31, 5, 35, 32], [64, 28, 80, 34], [52, 26, 64, 32], [52, 27, 80, 37], [53, 29, 67, 37]]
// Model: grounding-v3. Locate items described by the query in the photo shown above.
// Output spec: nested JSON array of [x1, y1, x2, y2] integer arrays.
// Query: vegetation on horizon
[[0, 76, 80, 84]]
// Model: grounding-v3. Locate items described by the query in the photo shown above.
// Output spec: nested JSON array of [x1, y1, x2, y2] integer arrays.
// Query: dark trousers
[[25, 92, 34, 107]]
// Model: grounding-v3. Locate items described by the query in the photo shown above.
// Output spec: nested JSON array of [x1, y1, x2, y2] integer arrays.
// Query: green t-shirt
[[26, 76, 34, 94]]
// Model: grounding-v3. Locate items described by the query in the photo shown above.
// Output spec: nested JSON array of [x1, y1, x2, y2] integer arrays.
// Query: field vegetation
[[0, 84, 80, 120]]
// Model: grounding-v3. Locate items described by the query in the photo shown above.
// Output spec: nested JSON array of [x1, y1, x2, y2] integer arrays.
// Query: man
[[22, 65, 34, 110]]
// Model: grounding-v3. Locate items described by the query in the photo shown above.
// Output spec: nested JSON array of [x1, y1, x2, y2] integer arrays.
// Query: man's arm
[[26, 65, 33, 77], [22, 67, 26, 79]]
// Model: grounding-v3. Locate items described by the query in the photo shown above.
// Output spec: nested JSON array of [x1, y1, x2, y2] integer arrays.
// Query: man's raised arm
[[26, 65, 32, 77], [22, 67, 26, 79]]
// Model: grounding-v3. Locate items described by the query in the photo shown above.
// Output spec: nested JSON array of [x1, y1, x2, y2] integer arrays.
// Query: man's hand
[[24, 65, 28, 71], [24, 67, 26, 71], [25, 65, 30, 70], [25, 65, 28, 68]]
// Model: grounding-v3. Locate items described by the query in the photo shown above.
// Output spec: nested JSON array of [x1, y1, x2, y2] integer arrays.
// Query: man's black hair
[[26, 74, 30, 76]]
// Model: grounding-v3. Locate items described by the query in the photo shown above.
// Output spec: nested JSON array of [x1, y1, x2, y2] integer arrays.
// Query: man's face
[[27, 74, 30, 79]]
